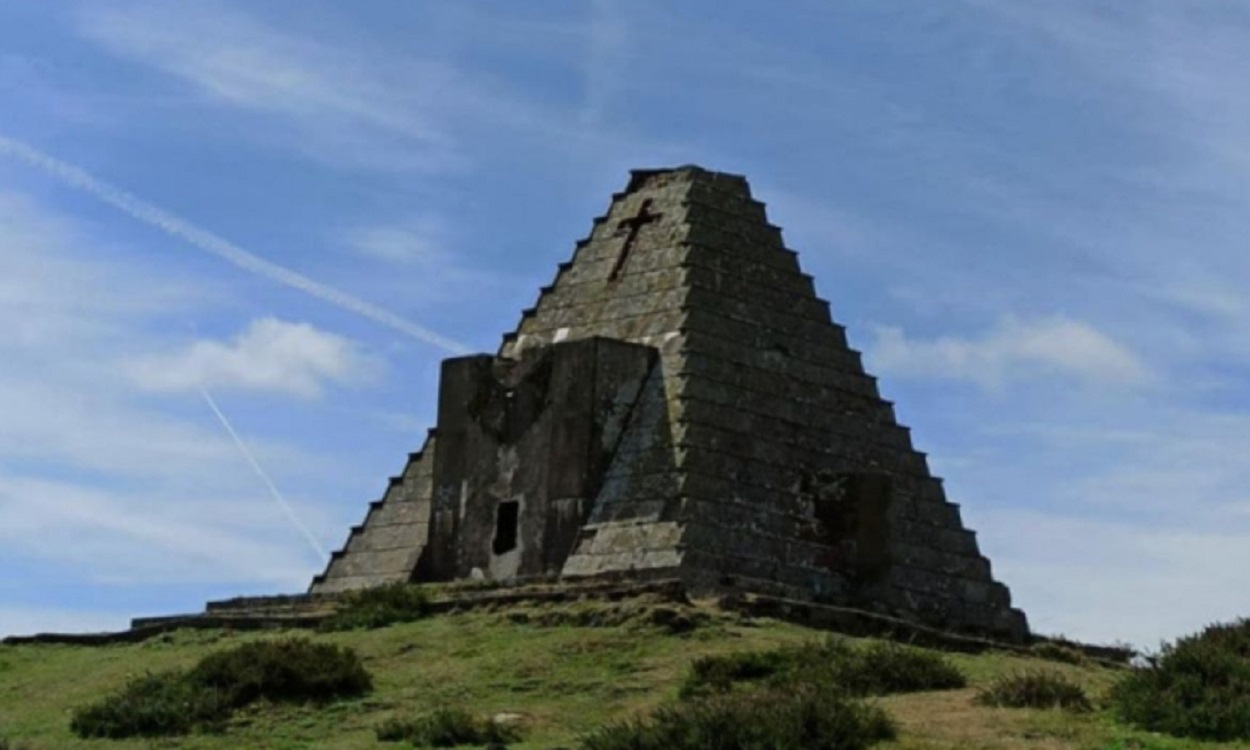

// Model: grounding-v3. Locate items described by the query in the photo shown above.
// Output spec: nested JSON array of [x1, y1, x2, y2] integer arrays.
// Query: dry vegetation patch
[[976, 670, 1093, 712]]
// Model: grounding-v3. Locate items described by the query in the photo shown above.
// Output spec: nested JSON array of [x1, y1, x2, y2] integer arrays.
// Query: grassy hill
[[0, 594, 1242, 750]]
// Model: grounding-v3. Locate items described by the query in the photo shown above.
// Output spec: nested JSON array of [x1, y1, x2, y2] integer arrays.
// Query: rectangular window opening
[[493, 500, 520, 555]]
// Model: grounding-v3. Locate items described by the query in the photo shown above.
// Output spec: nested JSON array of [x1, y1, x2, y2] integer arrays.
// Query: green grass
[[1028, 640, 1089, 666], [1, 595, 1249, 750], [69, 638, 372, 738], [320, 582, 433, 632], [376, 707, 521, 746]]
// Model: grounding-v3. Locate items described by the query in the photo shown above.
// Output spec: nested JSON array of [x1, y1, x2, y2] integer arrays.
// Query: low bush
[[839, 641, 968, 695], [581, 684, 895, 750], [69, 670, 231, 737], [1110, 618, 1250, 741], [70, 638, 371, 738], [321, 582, 432, 631], [376, 708, 520, 747], [188, 638, 372, 705], [680, 644, 795, 696], [1029, 640, 1088, 666], [680, 638, 965, 699], [975, 670, 1092, 712]]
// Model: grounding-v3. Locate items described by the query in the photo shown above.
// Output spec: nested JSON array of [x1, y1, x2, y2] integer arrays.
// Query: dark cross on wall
[[608, 199, 662, 281]]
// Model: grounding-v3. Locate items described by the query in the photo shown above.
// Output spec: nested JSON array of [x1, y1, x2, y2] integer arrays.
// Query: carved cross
[[608, 199, 662, 281]]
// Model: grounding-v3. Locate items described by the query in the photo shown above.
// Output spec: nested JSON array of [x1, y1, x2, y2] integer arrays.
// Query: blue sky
[[1, 1, 1248, 650]]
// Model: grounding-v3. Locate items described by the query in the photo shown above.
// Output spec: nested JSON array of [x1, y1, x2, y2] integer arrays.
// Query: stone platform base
[[2, 579, 1131, 666]]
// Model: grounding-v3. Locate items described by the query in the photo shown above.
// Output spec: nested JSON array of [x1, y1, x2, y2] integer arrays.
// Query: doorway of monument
[[807, 471, 892, 583], [493, 500, 520, 555]]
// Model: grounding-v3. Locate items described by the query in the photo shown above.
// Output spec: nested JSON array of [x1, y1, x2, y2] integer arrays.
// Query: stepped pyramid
[[311, 166, 1028, 641]]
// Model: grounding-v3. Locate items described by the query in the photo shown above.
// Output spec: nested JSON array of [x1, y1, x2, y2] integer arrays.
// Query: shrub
[[321, 582, 432, 631], [374, 717, 415, 742], [975, 670, 1092, 712], [376, 708, 520, 747], [835, 641, 968, 695], [680, 638, 965, 699], [582, 684, 895, 750], [69, 671, 232, 737], [1110, 618, 1250, 741], [680, 645, 797, 697], [188, 638, 372, 705], [1029, 641, 1088, 666], [70, 638, 372, 738]]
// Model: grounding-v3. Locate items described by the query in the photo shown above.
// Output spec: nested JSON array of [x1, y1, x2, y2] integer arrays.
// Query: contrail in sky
[[0, 132, 469, 354], [198, 385, 329, 562]]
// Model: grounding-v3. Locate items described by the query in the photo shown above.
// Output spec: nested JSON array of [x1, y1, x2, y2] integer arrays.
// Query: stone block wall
[[309, 433, 436, 594], [497, 166, 1027, 640]]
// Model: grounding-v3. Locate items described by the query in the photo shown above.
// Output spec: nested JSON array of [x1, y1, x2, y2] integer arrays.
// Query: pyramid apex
[[625, 165, 749, 194]]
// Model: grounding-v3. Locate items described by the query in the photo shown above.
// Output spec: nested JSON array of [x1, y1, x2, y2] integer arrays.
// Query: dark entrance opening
[[493, 501, 520, 555], [807, 471, 892, 582], [847, 474, 891, 580]]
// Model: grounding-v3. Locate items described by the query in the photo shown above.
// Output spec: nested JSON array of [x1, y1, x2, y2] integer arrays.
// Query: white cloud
[[869, 315, 1149, 388], [0, 377, 235, 478], [0, 191, 241, 476], [0, 190, 188, 347], [937, 400, 1250, 649], [76, 1, 453, 167], [984, 408, 1250, 525], [950, 2, 1250, 318], [72, 1, 684, 180], [0, 189, 345, 629], [72, 1, 605, 174], [345, 220, 449, 265], [978, 508, 1250, 650], [130, 317, 376, 398], [0, 607, 132, 638], [0, 134, 469, 353], [0, 472, 315, 588], [336, 219, 521, 313]]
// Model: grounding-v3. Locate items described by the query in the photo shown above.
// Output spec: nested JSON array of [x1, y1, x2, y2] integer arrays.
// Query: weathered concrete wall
[[417, 338, 656, 582]]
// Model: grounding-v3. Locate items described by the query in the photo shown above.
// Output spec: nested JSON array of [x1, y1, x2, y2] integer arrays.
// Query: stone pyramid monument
[[310, 166, 1028, 641]]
